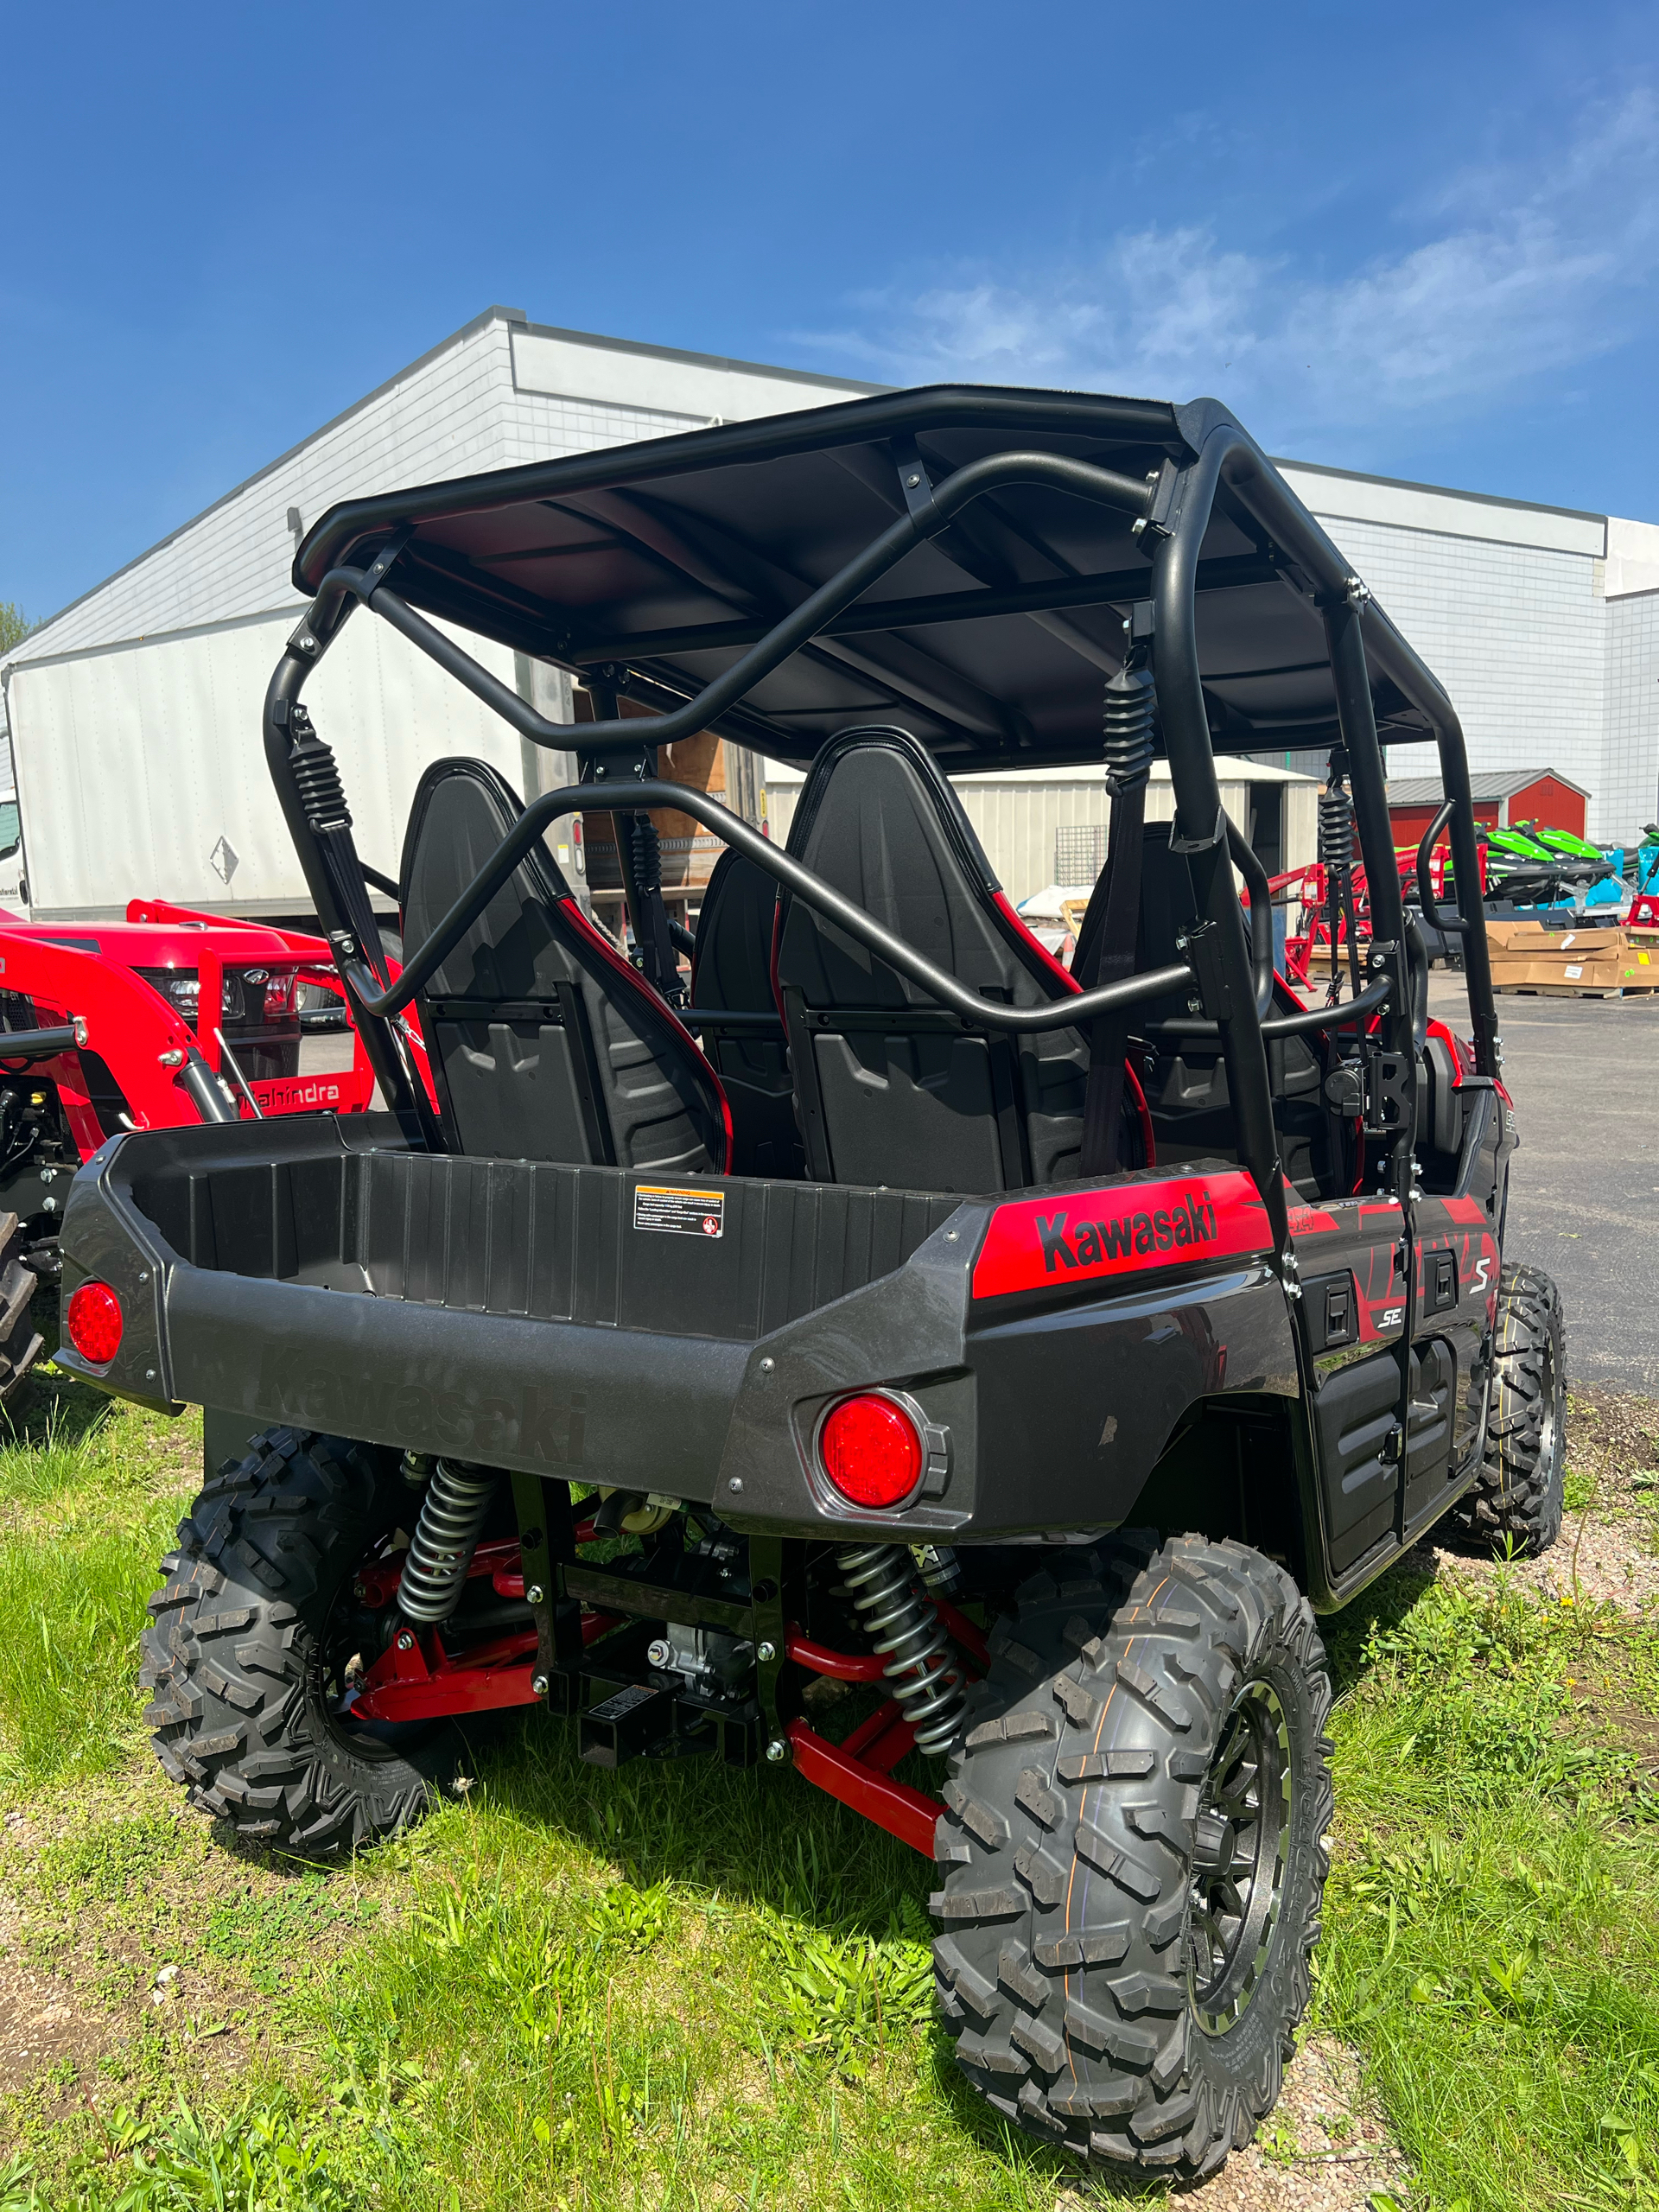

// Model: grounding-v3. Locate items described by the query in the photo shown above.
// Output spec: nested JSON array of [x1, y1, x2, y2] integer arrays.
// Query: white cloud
[[797, 91, 1659, 448]]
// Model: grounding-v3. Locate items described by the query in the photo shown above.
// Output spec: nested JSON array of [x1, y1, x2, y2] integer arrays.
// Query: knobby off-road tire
[[1454, 1262, 1567, 1555], [932, 1535, 1334, 2183], [140, 1427, 472, 1853], [0, 1212, 42, 1402]]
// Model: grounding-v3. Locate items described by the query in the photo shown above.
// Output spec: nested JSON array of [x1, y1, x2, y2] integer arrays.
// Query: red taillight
[[818, 1393, 923, 1509], [66, 1281, 123, 1364]]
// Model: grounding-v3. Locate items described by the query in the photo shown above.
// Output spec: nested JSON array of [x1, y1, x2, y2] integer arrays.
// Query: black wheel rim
[[1187, 1677, 1291, 2036], [1538, 1337, 1560, 1476]]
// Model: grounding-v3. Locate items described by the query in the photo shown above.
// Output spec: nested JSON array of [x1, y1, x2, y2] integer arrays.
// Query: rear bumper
[[56, 1117, 1298, 1542]]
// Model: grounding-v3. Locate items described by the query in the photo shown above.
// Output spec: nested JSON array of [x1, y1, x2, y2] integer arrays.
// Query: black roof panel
[[296, 384, 1443, 772]]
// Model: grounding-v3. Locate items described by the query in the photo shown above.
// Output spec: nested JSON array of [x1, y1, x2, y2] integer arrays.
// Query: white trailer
[[0, 607, 579, 922], [0, 306, 865, 923]]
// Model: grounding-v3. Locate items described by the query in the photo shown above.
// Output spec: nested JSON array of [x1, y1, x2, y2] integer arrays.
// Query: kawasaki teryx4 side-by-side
[[59, 387, 1564, 2183]]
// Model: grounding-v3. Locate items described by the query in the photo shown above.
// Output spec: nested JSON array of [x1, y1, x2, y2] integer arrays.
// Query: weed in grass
[[201, 1884, 382, 1999], [0, 2159, 35, 2212], [67, 2089, 383, 2211], [763, 1909, 932, 2078], [31, 1812, 186, 1904], [1564, 1464, 1597, 1514], [1255, 2113, 1300, 2165]]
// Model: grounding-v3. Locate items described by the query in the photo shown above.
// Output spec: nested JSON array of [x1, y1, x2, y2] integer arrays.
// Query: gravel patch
[[1064, 2037, 1408, 2209], [1408, 1387, 1659, 1610], [0, 1892, 115, 2115]]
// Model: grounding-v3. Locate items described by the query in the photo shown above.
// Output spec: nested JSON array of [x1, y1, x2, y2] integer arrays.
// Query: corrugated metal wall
[[762, 767, 1317, 904]]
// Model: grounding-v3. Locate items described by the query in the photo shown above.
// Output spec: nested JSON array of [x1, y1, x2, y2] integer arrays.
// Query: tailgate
[[55, 1118, 1295, 1539]]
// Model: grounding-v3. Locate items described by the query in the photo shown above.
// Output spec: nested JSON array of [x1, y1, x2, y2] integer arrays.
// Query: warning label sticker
[[633, 1185, 726, 1239]]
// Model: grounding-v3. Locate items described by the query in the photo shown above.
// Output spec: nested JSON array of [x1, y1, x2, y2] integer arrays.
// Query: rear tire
[[139, 1427, 473, 1853], [0, 1212, 42, 1402], [1453, 1262, 1567, 1555], [932, 1534, 1333, 2183]]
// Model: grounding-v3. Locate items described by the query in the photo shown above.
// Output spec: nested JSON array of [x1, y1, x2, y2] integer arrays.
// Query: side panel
[[1412, 1085, 1509, 1477], [963, 1262, 1300, 1535], [1289, 1194, 1410, 1580], [1311, 1349, 1403, 1574]]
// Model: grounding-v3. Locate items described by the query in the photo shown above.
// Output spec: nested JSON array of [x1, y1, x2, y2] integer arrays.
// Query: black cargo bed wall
[[126, 1139, 960, 1345]]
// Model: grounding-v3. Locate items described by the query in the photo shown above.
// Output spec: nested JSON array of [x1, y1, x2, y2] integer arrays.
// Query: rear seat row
[[399, 728, 1171, 1198]]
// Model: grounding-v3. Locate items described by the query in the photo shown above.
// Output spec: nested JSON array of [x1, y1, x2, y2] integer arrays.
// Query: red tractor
[[0, 901, 379, 1395]]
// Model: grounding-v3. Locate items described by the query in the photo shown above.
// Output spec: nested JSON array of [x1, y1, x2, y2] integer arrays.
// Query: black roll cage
[[262, 407, 1502, 1272]]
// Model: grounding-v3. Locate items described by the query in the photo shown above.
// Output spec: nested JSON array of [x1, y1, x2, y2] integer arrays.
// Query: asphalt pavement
[[1429, 972, 1658, 1393]]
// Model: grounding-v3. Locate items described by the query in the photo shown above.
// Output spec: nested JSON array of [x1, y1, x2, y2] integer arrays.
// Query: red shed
[[1386, 768, 1590, 854]]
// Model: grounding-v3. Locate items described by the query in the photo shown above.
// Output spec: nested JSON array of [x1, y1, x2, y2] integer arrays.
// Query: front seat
[[772, 726, 1148, 1196], [400, 759, 730, 1174], [1114, 821, 1332, 1196], [690, 848, 804, 1179]]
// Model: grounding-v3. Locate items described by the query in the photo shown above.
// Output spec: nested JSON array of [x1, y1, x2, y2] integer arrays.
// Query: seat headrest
[[400, 757, 576, 1002], [779, 727, 1058, 1008]]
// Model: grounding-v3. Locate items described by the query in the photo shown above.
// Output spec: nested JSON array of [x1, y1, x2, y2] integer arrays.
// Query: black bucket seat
[[772, 727, 1148, 1197], [1102, 822, 1332, 1197], [400, 759, 730, 1173], [689, 848, 804, 1179]]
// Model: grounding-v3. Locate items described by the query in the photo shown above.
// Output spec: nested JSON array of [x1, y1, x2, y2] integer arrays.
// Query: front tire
[[1454, 1262, 1567, 1555], [932, 1535, 1333, 2183], [139, 1427, 473, 1853]]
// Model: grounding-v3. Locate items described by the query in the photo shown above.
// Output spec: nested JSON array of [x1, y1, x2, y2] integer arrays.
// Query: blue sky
[[3, 0, 1656, 624]]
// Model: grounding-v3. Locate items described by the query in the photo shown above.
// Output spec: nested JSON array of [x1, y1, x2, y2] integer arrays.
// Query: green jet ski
[[1513, 818, 1613, 868], [1443, 823, 1613, 906]]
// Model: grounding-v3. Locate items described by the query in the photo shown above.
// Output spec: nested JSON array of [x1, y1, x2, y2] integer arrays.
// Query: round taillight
[[818, 1393, 923, 1509], [66, 1281, 124, 1364]]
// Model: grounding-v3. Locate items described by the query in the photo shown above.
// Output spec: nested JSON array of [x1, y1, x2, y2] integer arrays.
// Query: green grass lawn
[[0, 1374, 1656, 2210]]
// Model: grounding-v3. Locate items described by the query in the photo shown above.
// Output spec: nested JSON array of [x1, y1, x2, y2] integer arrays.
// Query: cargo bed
[[55, 1114, 1298, 1544]]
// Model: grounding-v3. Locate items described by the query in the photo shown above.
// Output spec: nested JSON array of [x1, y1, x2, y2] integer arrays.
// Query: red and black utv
[[58, 387, 1563, 2183]]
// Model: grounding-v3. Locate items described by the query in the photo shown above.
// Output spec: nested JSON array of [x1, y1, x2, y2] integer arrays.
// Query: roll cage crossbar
[[264, 405, 1502, 1263]]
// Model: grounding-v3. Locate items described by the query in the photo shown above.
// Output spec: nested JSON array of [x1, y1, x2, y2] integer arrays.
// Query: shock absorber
[[630, 810, 663, 896], [836, 1542, 966, 1757], [287, 705, 353, 835], [1101, 654, 1155, 796], [397, 1459, 498, 1625], [1318, 769, 1361, 1003], [1318, 785, 1355, 871]]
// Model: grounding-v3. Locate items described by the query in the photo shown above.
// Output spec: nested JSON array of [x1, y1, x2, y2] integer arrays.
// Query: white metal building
[[1263, 461, 1659, 839], [762, 759, 1319, 909], [2, 304, 1656, 926], [0, 309, 868, 918]]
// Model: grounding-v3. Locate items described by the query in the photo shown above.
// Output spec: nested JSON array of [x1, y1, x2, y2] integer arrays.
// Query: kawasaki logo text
[[1036, 1192, 1219, 1273], [969, 1168, 1271, 1300]]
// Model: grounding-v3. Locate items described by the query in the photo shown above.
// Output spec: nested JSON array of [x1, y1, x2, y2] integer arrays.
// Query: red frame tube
[[350, 1624, 542, 1723], [785, 1628, 887, 1681], [785, 1716, 938, 1856], [343, 1556, 978, 1866], [353, 1535, 524, 1610]]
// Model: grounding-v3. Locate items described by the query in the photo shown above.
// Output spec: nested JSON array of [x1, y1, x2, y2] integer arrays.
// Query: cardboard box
[[1483, 919, 1624, 954], [1491, 958, 1659, 993]]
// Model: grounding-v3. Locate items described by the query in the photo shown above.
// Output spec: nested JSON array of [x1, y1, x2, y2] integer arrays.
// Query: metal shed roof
[[1386, 768, 1590, 806]]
